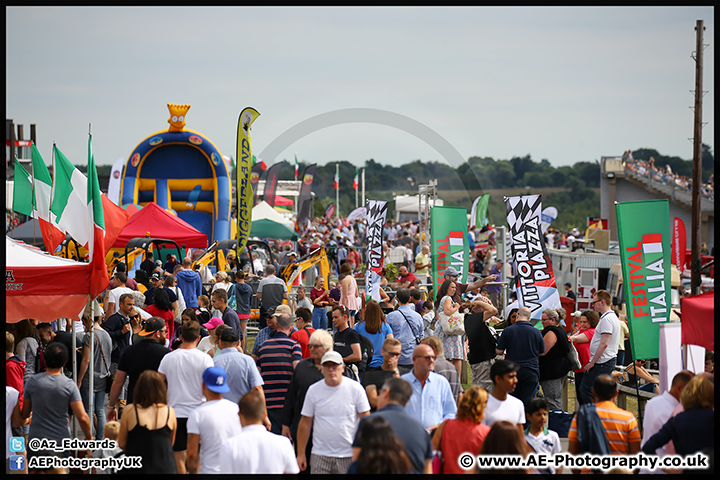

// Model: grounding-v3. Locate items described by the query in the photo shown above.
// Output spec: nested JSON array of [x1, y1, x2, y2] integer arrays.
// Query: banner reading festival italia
[[364, 200, 388, 301], [236, 107, 260, 256], [431, 206, 469, 301], [505, 195, 561, 321], [616, 199, 671, 360]]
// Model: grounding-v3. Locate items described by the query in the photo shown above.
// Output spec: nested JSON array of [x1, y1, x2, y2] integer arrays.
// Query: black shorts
[[173, 417, 188, 452]]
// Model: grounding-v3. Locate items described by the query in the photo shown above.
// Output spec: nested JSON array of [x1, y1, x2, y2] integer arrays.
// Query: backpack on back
[[575, 404, 611, 455], [356, 330, 375, 373]]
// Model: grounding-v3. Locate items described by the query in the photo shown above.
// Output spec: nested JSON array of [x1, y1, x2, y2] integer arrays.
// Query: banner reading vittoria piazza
[[505, 194, 561, 320], [431, 206, 469, 300], [616, 199, 671, 360], [364, 200, 388, 302]]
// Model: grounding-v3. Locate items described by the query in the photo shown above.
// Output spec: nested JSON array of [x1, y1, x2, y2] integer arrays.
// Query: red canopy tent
[[112, 202, 208, 249], [274, 195, 293, 207], [6, 236, 91, 323], [680, 291, 714, 352]]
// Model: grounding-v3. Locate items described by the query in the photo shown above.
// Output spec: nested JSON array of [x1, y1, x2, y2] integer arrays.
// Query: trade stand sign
[[430, 206, 468, 300], [616, 199, 671, 360]]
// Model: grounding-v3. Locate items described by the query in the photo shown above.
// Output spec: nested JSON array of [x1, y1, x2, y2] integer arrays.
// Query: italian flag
[[32, 145, 66, 254], [11, 148, 66, 253], [11, 158, 33, 217], [253, 155, 267, 171], [334, 168, 340, 190], [353, 168, 358, 190], [294, 152, 299, 180], [51, 144, 130, 256], [52, 145, 93, 248], [86, 134, 109, 299]]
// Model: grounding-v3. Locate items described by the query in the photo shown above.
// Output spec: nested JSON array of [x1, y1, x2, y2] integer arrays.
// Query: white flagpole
[[335, 163, 339, 220], [362, 168, 365, 207]]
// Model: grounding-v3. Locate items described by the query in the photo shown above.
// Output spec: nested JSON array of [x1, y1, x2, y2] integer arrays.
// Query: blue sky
[[6, 6, 714, 170]]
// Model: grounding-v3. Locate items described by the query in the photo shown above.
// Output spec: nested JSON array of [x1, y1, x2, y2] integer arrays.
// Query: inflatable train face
[[119, 129, 232, 243]]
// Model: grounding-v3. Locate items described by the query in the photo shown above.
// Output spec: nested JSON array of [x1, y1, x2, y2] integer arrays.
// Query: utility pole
[[690, 19, 704, 295]]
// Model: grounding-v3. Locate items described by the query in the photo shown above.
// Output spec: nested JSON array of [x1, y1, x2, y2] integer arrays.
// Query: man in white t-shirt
[[296, 351, 370, 474], [104, 272, 134, 321], [158, 321, 214, 474], [187, 366, 242, 474], [219, 390, 299, 474], [579, 290, 621, 405], [482, 359, 525, 436]]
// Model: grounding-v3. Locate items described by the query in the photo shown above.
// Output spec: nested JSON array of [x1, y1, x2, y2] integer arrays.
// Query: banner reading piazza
[[504, 194, 561, 320], [364, 200, 388, 302]]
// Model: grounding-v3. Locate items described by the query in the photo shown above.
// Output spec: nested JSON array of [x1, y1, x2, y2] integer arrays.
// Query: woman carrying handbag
[[435, 279, 466, 375]]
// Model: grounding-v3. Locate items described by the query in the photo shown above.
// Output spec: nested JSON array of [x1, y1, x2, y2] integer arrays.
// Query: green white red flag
[[87, 134, 110, 299], [11, 158, 33, 217], [32, 145, 66, 253]]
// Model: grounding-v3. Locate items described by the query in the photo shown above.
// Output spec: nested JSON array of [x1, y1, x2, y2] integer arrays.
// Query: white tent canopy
[[252, 200, 294, 228]]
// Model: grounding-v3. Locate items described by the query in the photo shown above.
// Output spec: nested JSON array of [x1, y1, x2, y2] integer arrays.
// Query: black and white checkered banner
[[504, 194, 561, 319]]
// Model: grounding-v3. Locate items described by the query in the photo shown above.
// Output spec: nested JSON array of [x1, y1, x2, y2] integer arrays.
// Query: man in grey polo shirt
[[257, 265, 288, 329]]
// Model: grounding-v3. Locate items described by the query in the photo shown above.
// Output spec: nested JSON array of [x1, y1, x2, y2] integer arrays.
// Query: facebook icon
[[9, 455, 25, 471]]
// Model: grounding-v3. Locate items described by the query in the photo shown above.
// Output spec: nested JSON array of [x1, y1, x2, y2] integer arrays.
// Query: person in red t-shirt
[[6, 331, 26, 410], [144, 288, 176, 341], [393, 265, 418, 290], [290, 307, 315, 358]]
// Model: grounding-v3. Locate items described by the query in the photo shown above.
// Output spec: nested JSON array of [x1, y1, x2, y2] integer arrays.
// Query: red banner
[[671, 217, 686, 269]]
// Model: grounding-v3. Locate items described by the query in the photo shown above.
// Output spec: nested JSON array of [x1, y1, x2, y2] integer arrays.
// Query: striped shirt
[[568, 400, 641, 454], [256, 332, 302, 409]]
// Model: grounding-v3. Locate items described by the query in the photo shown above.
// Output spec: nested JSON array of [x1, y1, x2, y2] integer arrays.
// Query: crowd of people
[[5, 212, 715, 475], [623, 150, 714, 199]]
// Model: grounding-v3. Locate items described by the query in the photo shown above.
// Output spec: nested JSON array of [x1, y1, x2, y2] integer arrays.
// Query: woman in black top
[[118, 370, 177, 473], [538, 308, 571, 411]]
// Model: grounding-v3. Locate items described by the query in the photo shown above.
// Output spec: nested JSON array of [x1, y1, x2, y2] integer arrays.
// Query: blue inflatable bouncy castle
[[120, 104, 232, 243]]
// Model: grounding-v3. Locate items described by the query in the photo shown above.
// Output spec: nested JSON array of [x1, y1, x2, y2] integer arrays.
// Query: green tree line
[[82, 144, 713, 231]]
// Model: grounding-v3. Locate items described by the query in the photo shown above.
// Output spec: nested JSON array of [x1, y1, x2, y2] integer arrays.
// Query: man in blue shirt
[[385, 289, 424, 375], [400, 344, 457, 432], [213, 328, 265, 406], [496, 306, 544, 406]]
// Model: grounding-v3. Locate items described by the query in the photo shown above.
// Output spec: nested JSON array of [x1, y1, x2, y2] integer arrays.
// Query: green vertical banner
[[431, 206, 469, 301], [477, 193, 490, 228], [616, 199, 671, 360]]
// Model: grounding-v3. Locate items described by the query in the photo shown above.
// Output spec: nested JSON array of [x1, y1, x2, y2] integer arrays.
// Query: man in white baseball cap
[[295, 351, 370, 474]]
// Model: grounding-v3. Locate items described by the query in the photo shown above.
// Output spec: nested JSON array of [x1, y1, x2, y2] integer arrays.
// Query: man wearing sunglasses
[[578, 290, 621, 405], [362, 338, 402, 410], [400, 344, 457, 432]]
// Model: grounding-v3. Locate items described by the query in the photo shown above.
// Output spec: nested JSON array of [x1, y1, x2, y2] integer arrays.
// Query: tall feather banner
[[236, 107, 260, 256]]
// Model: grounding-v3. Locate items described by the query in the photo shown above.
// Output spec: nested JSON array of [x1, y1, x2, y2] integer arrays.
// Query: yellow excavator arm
[[107, 247, 145, 278], [279, 247, 330, 291], [192, 241, 224, 273]]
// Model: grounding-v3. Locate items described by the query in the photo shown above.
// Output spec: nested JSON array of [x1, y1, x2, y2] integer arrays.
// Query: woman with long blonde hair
[[431, 386, 491, 474]]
